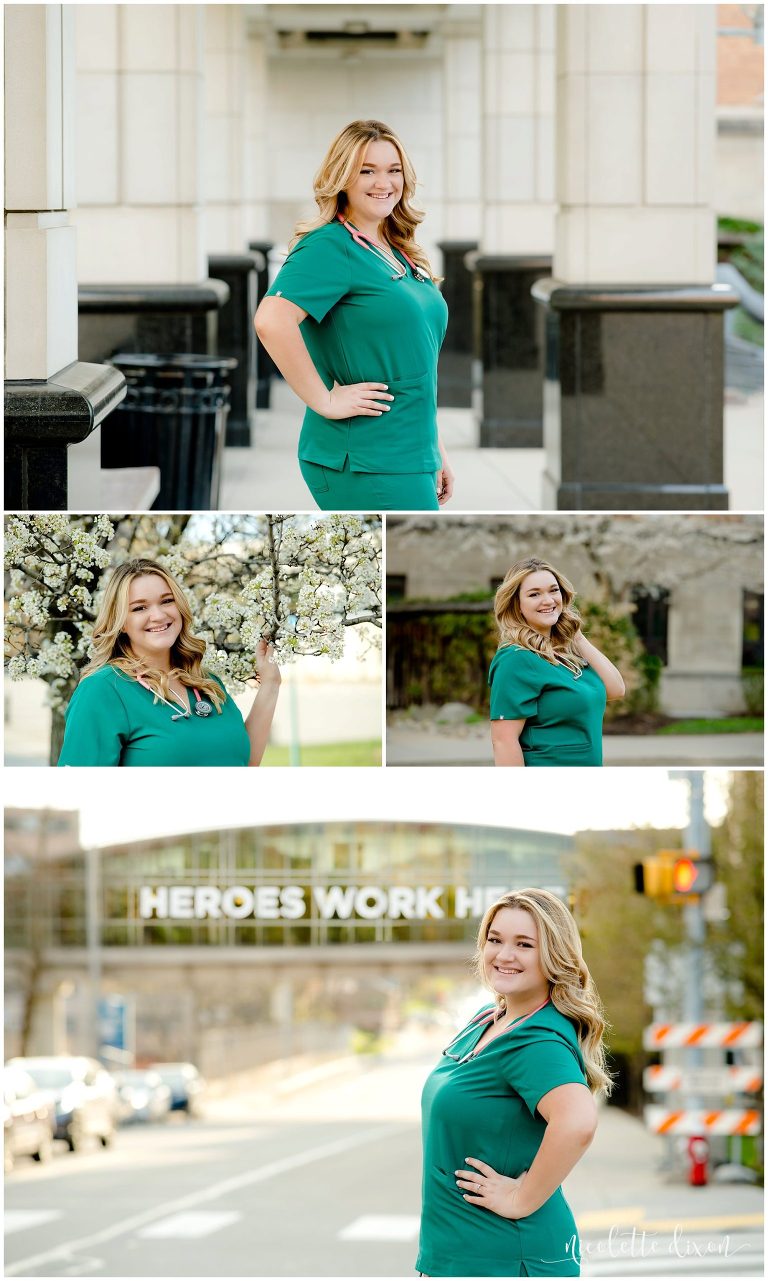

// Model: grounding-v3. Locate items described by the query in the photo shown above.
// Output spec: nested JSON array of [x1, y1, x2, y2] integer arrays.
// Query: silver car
[[9, 1056, 118, 1153], [3, 1065, 56, 1171]]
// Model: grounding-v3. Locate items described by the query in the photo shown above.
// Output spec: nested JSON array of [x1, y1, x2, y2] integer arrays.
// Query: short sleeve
[[502, 1034, 588, 1119], [57, 669, 130, 766], [265, 229, 352, 323], [488, 646, 543, 722]]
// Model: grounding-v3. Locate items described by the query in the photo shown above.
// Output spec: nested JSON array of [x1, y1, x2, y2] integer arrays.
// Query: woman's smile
[[122, 573, 183, 663], [518, 571, 564, 634]]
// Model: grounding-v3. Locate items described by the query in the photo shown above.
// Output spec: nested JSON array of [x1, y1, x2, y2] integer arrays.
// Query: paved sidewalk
[[386, 728, 763, 767], [221, 381, 763, 511]]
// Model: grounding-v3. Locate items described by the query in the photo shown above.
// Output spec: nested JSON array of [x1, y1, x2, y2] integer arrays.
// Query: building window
[[630, 587, 670, 664], [742, 591, 764, 668], [386, 574, 407, 601]]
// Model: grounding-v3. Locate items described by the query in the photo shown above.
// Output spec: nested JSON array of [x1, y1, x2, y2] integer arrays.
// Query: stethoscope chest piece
[[194, 699, 213, 718]]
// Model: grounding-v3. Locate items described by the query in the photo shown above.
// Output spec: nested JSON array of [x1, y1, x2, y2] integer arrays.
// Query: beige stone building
[[386, 514, 764, 716]]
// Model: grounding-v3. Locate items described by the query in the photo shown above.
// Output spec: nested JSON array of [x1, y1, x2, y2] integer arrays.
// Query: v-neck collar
[[466, 998, 552, 1061]]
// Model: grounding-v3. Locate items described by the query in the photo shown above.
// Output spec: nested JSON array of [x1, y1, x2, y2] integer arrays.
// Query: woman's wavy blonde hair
[[291, 119, 440, 283], [80, 559, 225, 712], [494, 556, 585, 677], [473, 888, 613, 1098]]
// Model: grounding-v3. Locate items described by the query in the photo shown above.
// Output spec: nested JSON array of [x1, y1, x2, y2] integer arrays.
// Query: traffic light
[[633, 850, 715, 901], [633, 853, 674, 898]]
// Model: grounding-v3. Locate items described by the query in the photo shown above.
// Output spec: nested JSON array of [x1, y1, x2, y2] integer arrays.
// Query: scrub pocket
[[299, 457, 331, 497], [376, 370, 436, 470]]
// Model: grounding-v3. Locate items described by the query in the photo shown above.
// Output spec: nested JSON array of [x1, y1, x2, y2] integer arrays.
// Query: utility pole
[[681, 771, 709, 1065], [85, 846, 102, 1059], [677, 770, 710, 1182]]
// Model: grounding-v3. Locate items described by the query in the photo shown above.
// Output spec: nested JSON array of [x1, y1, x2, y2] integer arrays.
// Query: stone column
[[73, 5, 232, 369], [244, 24, 272, 409], [203, 5, 248, 253], [74, 3, 205, 283], [244, 20, 270, 242], [662, 576, 747, 714], [475, 4, 555, 445], [4, 4, 125, 509], [203, 7, 256, 442], [437, 10, 481, 407], [537, 4, 736, 509]]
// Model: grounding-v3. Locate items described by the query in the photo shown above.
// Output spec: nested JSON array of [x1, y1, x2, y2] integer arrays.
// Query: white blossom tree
[[5, 513, 381, 762]]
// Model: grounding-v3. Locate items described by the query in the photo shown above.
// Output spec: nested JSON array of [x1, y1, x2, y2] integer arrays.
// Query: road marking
[[339, 1214, 421, 1242], [578, 1207, 646, 1230], [138, 1211, 241, 1239], [5, 1124, 404, 1276], [579, 1211, 763, 1233], [637, 1214, 764, 1232], [5, 1211, 62, 1236]]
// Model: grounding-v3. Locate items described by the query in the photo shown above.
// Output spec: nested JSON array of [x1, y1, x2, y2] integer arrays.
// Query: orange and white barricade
[[643, 1021, 763, 1050], [644, 1106, 762, 1136]]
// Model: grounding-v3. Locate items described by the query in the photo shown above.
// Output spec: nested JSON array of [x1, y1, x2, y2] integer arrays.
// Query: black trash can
[[102, 352, 238, 509]]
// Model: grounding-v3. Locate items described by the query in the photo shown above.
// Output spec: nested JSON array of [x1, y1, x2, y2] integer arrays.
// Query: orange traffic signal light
[[633, 851, 714, 901], [673, 857, 698, 894]]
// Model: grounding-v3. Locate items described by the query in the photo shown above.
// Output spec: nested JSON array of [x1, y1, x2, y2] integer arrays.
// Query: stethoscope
[[442, 998, 551, 1064], [135, 675, 213, 721], [336, 213, 429, 282]]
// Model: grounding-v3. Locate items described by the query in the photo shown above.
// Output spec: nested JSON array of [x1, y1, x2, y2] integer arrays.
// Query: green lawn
[[261, 739, 381, 766], [657, 718, 764, 736]]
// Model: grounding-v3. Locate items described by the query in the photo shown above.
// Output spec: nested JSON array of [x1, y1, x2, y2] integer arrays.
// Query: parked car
[[3, 1065, 56, 1172], [151, 1063, 206, 1116], [113, 1070, 171, 1124], [8, 1056, 118, 1152]]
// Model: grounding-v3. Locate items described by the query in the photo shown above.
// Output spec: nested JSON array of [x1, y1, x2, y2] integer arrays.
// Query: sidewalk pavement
[[221, 381, 763, 511], [570, 1099, 763, 1223], [386, 727, 764, 767]]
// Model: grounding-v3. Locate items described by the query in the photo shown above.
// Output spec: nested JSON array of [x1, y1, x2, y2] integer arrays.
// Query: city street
[[5, 1048, 763, 1277]]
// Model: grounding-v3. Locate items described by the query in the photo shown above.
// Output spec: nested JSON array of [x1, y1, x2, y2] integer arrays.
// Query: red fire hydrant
[[687, 1135, 709, 1186]]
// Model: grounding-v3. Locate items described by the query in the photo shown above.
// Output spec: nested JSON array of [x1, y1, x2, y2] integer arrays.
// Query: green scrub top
[[488, 646, 607, 767], [57, 665, 251, 767], [264, 220, 448, 474], [417, 1001, 588, 1278]]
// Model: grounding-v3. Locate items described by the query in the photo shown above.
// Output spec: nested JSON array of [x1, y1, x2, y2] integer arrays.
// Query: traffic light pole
[[679, 771, 709, 1181], [682, 771, 709, 1049]]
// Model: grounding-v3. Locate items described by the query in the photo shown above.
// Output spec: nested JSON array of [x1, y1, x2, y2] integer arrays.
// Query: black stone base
[[545, 480, 730, 511], [248, 239, 277, 409], [209, 252, 262, 446], [5, 361, 126, 509], [436, 241, 477, 408], [78, 280, 230, 366], [533, 279, 739, 511], [471, 254, 552, 448]]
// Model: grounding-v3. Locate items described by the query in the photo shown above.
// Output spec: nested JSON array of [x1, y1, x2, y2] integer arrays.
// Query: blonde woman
[[255, 119, 453, 512], [489, 557, 625, 767], [417, 889, 611, 1278], [57, 559, 280, 767]]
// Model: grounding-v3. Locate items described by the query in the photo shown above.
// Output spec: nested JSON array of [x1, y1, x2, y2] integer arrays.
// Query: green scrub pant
[[300, 456, 440, 512], [420, 1267, 575, 1278]]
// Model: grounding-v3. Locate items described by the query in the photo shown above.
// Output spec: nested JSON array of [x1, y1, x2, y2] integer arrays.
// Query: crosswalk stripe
[[338, 1214, 421, 1242], [5, 1211, 63, 1236], [137, 1211, 241, 1239]]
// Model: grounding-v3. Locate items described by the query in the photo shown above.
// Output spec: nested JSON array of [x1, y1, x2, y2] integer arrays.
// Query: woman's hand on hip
[[324, 381, 394, 420], [255, 639, 281, 686], [455, 1157, 528, 1219]]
